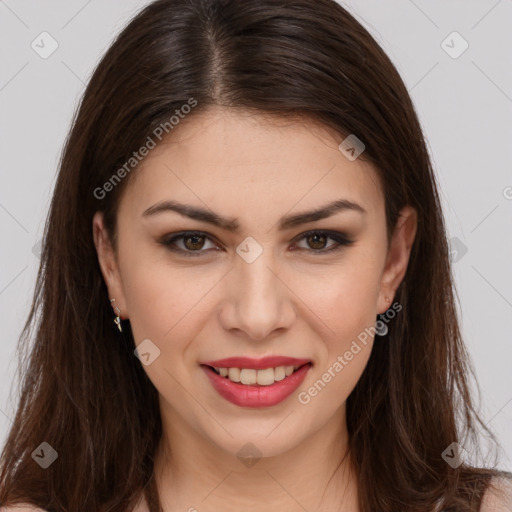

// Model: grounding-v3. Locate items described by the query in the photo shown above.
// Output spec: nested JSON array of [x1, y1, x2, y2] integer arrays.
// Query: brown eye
[[306, 233, 328, 250], [160, 230, 353, 258], [160, 231, 218, 256], [293, 230, 354, 254], [183, 234, 206, 251]]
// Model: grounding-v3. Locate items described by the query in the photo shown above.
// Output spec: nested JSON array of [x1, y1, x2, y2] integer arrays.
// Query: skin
[[93, 106, 417, 511]]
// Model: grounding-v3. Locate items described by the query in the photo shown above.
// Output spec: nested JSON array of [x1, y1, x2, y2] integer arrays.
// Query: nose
[[219, 248, 296, 341]]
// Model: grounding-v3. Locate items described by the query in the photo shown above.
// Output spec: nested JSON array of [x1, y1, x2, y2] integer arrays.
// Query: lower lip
[[201, 363, 312, 408]]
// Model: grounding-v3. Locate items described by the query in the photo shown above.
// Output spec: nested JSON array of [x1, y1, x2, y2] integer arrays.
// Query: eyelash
[[159, 230, 354, 257]]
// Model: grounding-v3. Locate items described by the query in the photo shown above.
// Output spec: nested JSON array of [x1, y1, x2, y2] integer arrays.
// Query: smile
[[200, 356, 312, 408]]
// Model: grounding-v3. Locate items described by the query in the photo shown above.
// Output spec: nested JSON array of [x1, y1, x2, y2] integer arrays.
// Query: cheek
[[296, 274, 377, 418], [314, 281, 375, 395], [119, 259, 218, 409], [118, 250, 210, 357], [292, 257, 380, 402], [293, 257, 381, 344]]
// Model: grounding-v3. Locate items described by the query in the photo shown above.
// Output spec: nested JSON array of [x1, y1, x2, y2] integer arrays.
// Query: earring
[[110, 298, 123, 333], [375, 317, 388, 336], [375, 297, 391, 336]]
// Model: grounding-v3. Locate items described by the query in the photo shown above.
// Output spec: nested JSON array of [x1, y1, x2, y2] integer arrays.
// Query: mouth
[[200, 357, 313, 408]]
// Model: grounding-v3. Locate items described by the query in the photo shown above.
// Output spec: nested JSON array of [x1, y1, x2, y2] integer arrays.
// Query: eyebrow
[[142, 198, 367, 232]]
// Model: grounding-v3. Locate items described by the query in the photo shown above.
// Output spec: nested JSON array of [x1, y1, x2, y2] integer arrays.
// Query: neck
[[153, 403, 359, 512]]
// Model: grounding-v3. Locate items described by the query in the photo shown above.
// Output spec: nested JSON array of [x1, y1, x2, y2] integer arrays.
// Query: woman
[[0, 0, 510, 510]]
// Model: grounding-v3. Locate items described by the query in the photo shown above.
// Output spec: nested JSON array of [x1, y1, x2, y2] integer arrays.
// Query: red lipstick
[[200, 356, 312, 408]]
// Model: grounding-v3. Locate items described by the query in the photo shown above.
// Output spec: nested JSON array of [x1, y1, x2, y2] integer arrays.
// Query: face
[[93, 106, 417, 459]]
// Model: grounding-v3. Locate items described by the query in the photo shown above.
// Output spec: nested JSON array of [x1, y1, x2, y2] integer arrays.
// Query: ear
[[92, 211, 129, 319], [377, 205, 417, 314]]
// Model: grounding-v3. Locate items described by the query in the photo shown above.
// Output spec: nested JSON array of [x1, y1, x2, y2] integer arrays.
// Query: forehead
[[120, 106, 384, 222]]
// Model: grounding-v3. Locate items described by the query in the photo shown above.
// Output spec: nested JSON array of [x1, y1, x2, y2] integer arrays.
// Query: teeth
[[228, 367, 240, 382], [240, 369, 257, 385], [256, 368, 274, 386], [212, 364, 307, 385], [274, 366, 286, 381]]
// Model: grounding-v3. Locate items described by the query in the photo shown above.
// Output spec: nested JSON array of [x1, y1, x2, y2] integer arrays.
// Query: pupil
[[308, 233, 326, 250], [185, 235, 204, 250]]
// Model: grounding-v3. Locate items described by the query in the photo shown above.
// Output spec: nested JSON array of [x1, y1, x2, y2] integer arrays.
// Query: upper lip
[[201, 356, 312, 370]]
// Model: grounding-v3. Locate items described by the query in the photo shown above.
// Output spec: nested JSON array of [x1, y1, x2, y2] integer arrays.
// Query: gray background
[[1, 0, 511, 471]]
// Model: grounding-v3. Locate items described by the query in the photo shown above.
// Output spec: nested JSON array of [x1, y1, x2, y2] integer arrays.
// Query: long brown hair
[[0, 0, 509, 510]]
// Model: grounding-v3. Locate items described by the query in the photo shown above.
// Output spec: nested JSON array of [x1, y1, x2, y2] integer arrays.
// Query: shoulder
[[0, 505, 48, 512], [480, 475, 512, 511], [0, 494, 148, 512]]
